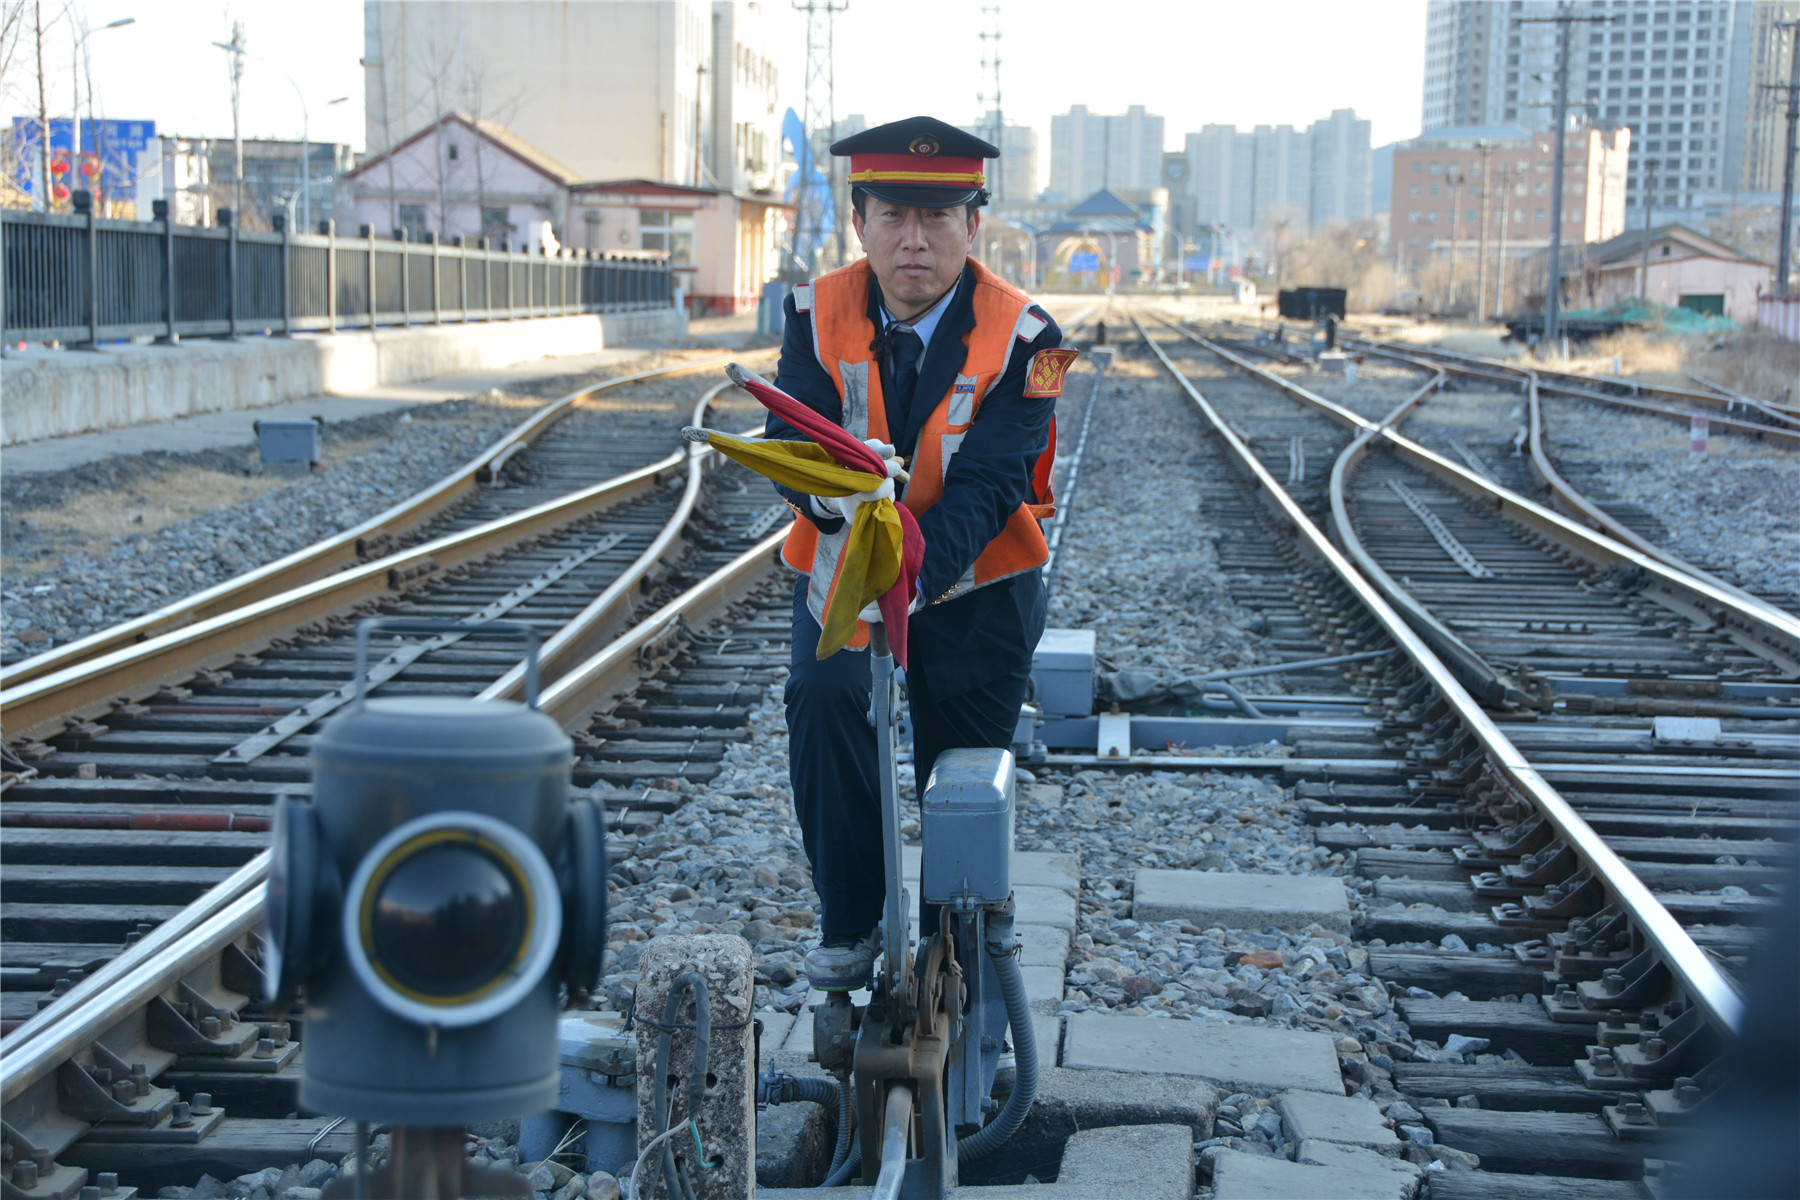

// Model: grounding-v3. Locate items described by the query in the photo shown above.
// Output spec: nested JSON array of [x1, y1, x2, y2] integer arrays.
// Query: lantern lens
[[342, 811, 561, 1027], [368, 839, 527, 999]]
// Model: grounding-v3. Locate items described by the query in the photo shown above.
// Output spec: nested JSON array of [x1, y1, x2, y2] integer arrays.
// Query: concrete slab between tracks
[[1132, 868, 1351, 935], [1, 308, 686, 451], [1062, 1013, 1343, 1096], [759, 1123, 1196, 1199], [1208, 1139, 1424, 1200]]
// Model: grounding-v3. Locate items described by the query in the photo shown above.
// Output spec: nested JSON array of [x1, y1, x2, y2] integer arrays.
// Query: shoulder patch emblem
[[1023, 348, 1079, 399]]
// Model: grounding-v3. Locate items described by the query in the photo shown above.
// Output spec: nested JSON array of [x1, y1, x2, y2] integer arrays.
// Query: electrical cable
[[650, 971, 713, 1200]]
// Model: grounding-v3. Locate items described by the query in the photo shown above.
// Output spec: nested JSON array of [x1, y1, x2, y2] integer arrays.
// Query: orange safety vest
[[782, 257, 1056, 634]]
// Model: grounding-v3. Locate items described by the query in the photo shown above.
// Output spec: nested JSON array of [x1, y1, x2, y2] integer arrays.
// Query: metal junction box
[[255, 418, 321, 466], [1032, 628, 1096, 718], [920, 747, 1014, 908]]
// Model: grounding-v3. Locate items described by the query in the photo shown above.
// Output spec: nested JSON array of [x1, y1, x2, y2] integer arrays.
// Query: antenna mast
[[790, 0, 846, 279], [979, 5, 1002, 201]]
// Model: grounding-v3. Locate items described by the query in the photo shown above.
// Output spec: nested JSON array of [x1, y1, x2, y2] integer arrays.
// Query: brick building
[[1390, 122, 1631, 274]]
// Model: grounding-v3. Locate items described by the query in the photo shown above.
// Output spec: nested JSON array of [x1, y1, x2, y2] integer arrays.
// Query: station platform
[[0, 347, 662, 476], [0, 310, 767, 477]]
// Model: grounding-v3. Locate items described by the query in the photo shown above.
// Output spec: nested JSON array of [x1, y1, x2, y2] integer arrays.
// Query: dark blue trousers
[[785, 575, 1030, 938]]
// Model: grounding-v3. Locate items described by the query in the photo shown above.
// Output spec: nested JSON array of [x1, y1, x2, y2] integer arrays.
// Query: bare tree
[[1282, 221, 1397, 311]]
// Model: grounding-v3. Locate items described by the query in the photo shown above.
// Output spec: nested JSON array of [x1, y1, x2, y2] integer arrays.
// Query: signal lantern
[[266, 619, 608, 1125]]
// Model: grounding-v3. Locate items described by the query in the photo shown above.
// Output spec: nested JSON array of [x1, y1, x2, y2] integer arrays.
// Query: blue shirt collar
[[880, 278, 959, 356]]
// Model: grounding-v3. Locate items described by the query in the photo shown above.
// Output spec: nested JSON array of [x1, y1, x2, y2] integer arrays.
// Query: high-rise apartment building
[[1310, 109, 1376, 228], [1047, 105, 1165, 202], [363, 1, 781, 193], [1741, 2, 1800, 192], [1177, 110, 1371, 235], [1419, 0, 1788, 214], [961, 112, 1040, 204]]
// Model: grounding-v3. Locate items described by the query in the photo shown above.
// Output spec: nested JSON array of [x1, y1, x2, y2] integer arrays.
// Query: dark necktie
[[889, 326, 924, 408]]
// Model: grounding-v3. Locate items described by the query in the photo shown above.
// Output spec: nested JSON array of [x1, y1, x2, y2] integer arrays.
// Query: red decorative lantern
[[49, 156, 69, 177], [80, 155, 100, 179], [51, 183, 70, 201]]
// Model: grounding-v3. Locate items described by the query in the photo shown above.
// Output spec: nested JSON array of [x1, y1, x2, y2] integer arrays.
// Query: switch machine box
[[920, 747, 1015, 908], [1031, 628, 1096, 718]]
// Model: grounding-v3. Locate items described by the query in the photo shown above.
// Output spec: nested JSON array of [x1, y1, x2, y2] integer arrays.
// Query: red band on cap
[[848, 152, 985, 187]]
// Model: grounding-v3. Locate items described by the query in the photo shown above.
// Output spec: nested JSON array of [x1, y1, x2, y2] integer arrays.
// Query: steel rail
[[1136, 316, 1746, 1041], [537, 530, 786, 729], [1350, 338, 1800, 447], [1, 369, 765, 743], [0, 880, 265, 1105], [0, 517, 790, 1113], [1, 458, 672, 742], [1180, 329, 1800, 672], [476, 384, 739, 703], [1350, 342, 1774, 602], [1681, 372, 1800, 429], [1, 352, 773, 690]]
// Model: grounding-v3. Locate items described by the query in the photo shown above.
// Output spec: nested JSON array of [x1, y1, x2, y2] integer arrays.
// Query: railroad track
[[1208, 325, 1800, 619], [0, 352, 772, 693], [13, 300, 1786, 1195], [0, 351, 803, 1187], [1346, 335, 1800, 450], [1132, 312, 1795, 1192], [0, 311, 1107, 1194]]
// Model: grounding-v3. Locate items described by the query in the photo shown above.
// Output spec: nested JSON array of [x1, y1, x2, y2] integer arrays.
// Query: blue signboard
[[1185, 256, 1211, 273], [10, 117, 157, 204], [1068, 252, 1099, 273]]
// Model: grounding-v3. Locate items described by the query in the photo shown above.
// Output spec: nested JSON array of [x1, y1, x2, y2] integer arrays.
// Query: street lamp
[[70, 16, 135, 209]]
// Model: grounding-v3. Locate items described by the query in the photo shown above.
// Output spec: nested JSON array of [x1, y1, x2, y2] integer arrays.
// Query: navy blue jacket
[[765, 260, 1062, 698]]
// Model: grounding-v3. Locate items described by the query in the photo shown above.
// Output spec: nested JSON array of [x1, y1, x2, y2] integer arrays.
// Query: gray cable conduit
[[957, 940, 1039, 1162]]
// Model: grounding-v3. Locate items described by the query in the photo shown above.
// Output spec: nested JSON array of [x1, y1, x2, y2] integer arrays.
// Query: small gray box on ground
[[1032, 628, 1096, 718], [255, 417, 320, 464], [1133, 868, 1350, 934]]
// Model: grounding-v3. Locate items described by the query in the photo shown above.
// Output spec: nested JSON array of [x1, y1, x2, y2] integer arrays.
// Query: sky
[[16, 0, 1428, 177]]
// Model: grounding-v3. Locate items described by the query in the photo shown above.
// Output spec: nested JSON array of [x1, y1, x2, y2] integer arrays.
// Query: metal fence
[[2, 192, 675, 346]]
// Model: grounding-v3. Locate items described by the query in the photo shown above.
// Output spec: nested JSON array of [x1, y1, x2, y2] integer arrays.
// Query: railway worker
[[763, 115, 1074, 991]]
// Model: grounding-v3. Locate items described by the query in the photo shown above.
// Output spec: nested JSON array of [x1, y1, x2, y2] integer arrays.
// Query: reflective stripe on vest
[[782, 258, 1051, 621]]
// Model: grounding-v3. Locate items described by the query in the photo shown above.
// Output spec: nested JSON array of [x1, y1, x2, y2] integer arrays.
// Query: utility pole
[[1521, 5, 1610, 353], [1446, 168, 1464, 314], [979, 5, 1002, 201], [213, 23, 246, 219], [1495, 165, 1514, 316], [1639, 157, 1659, 304], [693, 62, 707, 187], [1475, 141, 1495, 323], [1769, 21, 1799, 295]]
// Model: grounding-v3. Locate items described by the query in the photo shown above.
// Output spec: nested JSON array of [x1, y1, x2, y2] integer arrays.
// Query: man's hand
[[827, 476, 895, 522], [863, 438, 909, 482]]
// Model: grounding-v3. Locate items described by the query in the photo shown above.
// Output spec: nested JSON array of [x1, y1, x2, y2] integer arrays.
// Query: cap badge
[[909, 137, 940, 157]]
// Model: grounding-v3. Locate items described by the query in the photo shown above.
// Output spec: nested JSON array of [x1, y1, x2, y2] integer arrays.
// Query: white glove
[[860, 583, 926, 624], [862, 437, 907, 480], [826, 476, 895, 522]]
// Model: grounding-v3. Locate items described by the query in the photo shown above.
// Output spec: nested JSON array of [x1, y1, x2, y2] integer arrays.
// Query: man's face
[[852, 198, 980, 318]]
